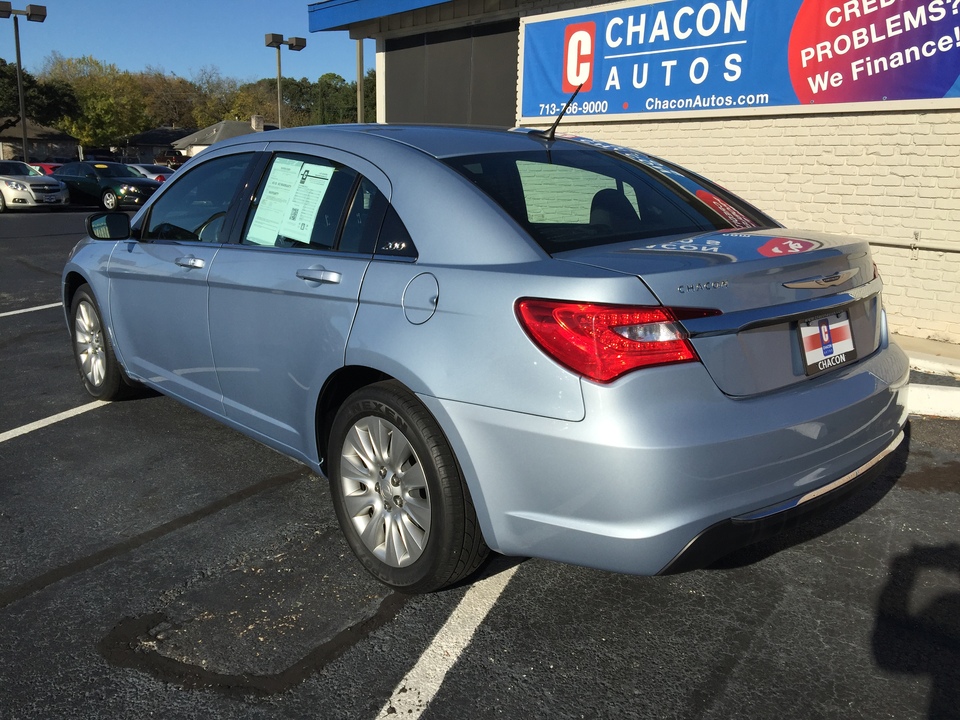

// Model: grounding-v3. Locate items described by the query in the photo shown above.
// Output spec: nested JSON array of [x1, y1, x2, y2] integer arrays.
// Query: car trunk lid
[[555, 228, 883, 396]]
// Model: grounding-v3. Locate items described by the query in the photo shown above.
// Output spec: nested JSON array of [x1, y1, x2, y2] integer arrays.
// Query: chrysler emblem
[[783, 268, 860, 289]]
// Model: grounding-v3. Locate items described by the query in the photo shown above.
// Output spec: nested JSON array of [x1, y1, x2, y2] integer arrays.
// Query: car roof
[[213, 124, 613, 160], [349, 125, 568, 157]]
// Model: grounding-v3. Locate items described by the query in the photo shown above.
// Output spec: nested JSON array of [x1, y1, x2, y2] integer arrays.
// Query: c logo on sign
[[563, 22, 595, 93]]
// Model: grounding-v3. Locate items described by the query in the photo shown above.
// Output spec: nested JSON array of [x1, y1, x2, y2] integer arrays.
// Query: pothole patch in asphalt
[[98, 532, 410, 695]]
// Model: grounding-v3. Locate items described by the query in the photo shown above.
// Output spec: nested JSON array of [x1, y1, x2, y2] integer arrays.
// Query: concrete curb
[[892, 335, 960, 419], [911, 357, 960, 379], [908, 383, 960, 419]]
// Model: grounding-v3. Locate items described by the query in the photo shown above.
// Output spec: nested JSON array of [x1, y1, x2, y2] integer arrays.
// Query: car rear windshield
[[442, 148, 773, 253]]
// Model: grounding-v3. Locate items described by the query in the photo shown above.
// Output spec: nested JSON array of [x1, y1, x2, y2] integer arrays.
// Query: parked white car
[[0, 160, 69, 212], [126, 164, 176, 183]]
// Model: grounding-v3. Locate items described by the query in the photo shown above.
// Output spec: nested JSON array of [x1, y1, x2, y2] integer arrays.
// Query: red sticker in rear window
[[695, 190, 756, 230]]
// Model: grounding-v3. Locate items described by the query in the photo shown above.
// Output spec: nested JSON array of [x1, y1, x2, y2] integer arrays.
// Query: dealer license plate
[[799, 312, 858, 376]]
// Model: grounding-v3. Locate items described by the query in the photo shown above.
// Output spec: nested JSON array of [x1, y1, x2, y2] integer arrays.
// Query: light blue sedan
[[62, 125, 909, 592]]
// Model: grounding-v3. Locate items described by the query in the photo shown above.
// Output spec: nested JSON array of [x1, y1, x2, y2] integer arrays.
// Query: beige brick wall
[[362, 0, 960, 344], [873, 245, 960, 342]]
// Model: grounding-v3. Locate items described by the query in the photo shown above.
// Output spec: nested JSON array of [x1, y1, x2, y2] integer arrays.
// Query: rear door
[[206, 147, 389, 459]]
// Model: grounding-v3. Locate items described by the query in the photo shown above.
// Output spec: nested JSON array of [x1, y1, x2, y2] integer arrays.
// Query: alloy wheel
[[338, 416, 432, 567], [74, 299, 106, 388]]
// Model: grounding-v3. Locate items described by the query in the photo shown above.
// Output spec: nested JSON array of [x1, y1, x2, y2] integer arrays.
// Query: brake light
[[156, 175, 166, 182], [515, 299, 719, 383]]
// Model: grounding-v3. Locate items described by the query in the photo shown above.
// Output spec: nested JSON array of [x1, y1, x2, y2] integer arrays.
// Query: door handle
[[175, 255, 205, 269], [296, 268, 342, 285]]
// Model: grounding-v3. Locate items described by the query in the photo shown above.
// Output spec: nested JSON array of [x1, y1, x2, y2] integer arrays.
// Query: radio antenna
[[537, 84, 584, 142]]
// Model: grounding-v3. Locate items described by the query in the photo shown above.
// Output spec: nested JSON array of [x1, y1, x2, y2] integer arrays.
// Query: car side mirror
[[86, 212, 131, 240]]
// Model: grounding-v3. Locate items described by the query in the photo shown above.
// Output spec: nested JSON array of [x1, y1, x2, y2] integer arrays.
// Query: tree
[[311, 70, 377, 125], [19, 52, 377, 147], [0, 57, 79, 133], [363, 68, 377, 123], [40, 53, 149, 146], [313, 73, 354, 125], [281, 77, 317, 127], [190, 66, 240, 128], [231, 78, 279, 125], [139, 67, 196, 128]]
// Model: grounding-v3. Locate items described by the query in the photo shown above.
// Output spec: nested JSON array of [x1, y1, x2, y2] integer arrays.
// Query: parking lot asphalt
[[1, 211, 958, 720]]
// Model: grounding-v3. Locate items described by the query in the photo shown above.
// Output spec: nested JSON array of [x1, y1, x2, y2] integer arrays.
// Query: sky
[[2, 0, 375, 84]]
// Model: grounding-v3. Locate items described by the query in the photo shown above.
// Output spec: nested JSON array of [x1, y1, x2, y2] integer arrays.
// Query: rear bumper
[[660, 430, 902, 573], [421, 341, 909, 575]]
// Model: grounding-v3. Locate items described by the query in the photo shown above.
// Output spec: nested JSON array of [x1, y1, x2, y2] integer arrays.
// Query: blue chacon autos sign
[[518, 0, 960, 122]]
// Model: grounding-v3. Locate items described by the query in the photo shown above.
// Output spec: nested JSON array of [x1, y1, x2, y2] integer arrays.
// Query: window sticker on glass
[[246, 158, 335, 246]]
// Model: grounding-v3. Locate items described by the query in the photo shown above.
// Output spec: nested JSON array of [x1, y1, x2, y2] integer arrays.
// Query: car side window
[[334, 175, 417, 259], [142, 153, 255, 243], [375, 205, 417, 259], [59, 163, 81, 176], [339, 177, 387, 255], [241, 153, 358, 250]]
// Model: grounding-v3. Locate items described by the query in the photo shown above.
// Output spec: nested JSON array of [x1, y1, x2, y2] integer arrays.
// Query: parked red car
[[30, 163, 63, 176]]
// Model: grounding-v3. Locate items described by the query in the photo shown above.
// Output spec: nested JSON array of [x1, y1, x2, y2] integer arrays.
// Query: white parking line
[[375, 565, 518, 719], [0, 302, 63, 318], [0, 401, 109, 444]]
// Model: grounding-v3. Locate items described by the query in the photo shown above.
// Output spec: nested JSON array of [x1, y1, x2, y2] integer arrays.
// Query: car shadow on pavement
[[871, 543, 960, 720], [706, 420, 912, 571]]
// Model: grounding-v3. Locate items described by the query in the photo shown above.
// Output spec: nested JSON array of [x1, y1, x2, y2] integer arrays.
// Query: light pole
[[0, 3, 47, 162], [264, 33, 305, 129]]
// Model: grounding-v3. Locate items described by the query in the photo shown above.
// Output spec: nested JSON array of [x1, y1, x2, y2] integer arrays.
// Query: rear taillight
[[515, 299, 719, 383], [156, 175, 166, 182]]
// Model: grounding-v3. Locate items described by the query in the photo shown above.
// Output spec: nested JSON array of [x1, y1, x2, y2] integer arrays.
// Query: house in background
[[0, 118, 78, 162], [172, 117, 277, 158], [121, 126, 198, 163]]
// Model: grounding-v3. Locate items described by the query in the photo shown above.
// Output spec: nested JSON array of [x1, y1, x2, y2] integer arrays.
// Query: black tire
[[70, 284, 131, 400], [0, 192, 6, 212], [101, 190, 118, 210], [329, 381, 488, 592]]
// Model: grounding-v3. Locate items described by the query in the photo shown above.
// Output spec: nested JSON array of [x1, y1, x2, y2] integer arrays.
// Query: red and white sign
[[563, 22, 595, 93], [799, 313, 857, 375]]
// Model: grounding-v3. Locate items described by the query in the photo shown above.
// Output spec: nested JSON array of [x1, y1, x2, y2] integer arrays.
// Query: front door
[[107, 151, 258, 413]]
